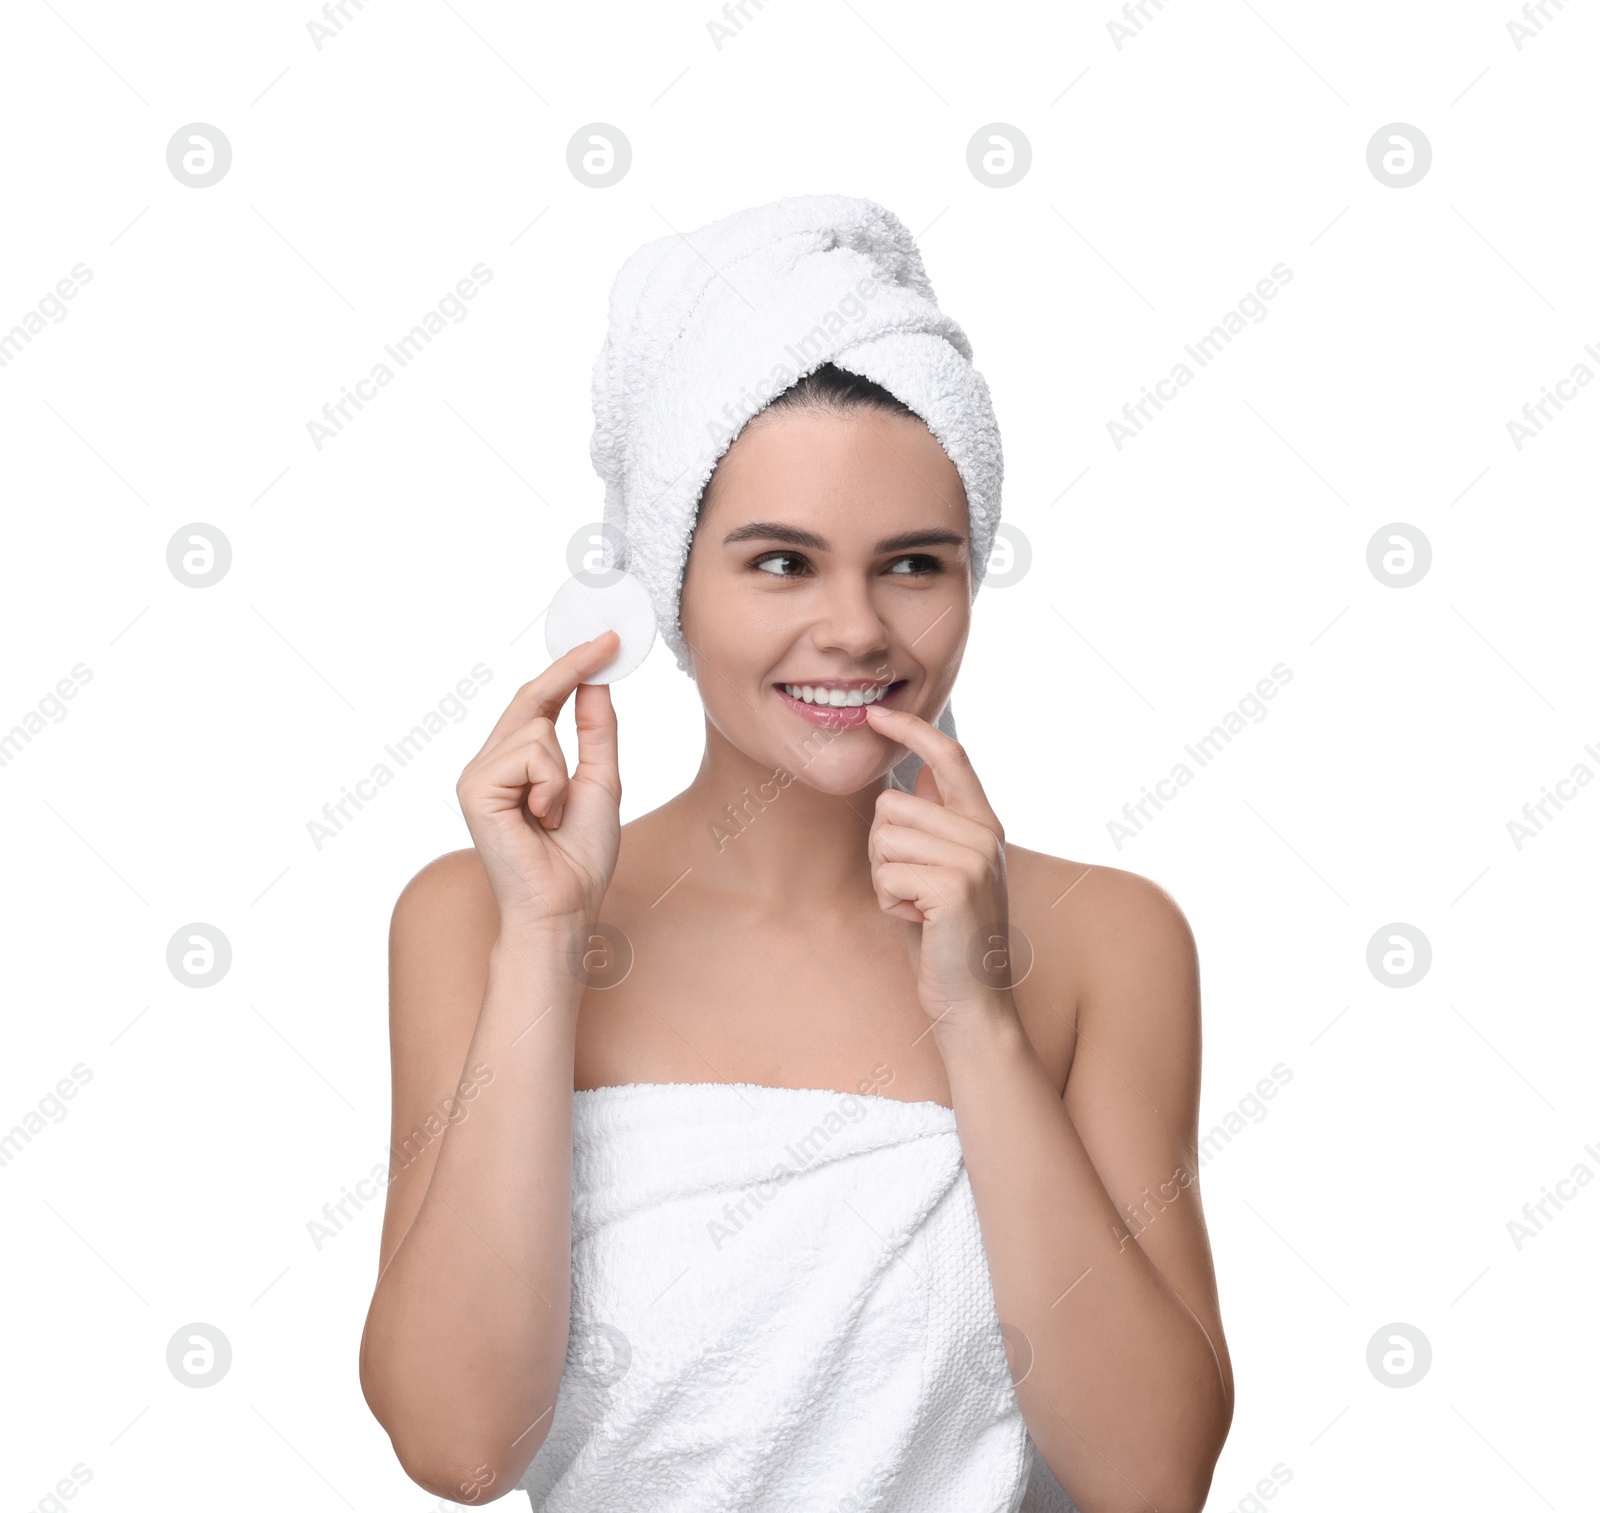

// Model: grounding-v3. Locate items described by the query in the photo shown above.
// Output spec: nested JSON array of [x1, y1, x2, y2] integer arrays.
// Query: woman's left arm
[[942, 875, 1231, 1513], [864, 706, 1233, 1513]]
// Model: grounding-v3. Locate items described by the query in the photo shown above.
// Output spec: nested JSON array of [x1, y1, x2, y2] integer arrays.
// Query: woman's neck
[[646, 740, 886, 912]]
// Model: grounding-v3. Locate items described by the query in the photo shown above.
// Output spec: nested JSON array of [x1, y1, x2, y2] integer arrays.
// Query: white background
[[2, 1, 1596, 1509]]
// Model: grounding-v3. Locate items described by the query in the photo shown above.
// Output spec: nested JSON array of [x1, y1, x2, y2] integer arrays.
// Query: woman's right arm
[[358, 632, 623, 1502]]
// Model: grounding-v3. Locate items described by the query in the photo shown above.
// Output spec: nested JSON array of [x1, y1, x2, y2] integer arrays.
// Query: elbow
[[1169, 1480, 1217, 1513], [1076, 1472, 1214, 1513], [367, 1400, 545, 1504], [362, 1365, 545, 1504], [1055, 1418, 1229, 1513], [388, 1441, 525, 1504], [1130, 1356, 1231, 1513], [1135, 1418, 1230, 1513], [1036, 1356, 1233, 1513], [1137, 1413, 1228, 1513], [1146, 1471, 1216, 1513]]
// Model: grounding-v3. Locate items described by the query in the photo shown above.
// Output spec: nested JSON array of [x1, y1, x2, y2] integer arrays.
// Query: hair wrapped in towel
[[587, 192, 1004, 791]]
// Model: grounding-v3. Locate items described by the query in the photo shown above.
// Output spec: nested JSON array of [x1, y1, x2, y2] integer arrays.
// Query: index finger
[[481, 629, 622, 751], [863, 702, 992, 817]]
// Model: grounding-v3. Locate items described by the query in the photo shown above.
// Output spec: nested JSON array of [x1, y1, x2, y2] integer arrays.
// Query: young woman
[[360, 198, 1233, 1512]]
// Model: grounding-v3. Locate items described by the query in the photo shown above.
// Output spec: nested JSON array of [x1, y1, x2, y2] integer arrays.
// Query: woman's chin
[[766, 746, 903, 795]]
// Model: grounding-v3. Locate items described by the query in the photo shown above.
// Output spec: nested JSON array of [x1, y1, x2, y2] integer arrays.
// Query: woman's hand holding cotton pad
[[544, 568, 656, 683]]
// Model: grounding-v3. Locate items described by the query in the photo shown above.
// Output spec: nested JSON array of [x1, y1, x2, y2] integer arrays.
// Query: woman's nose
[[807, 577, 892, 660]]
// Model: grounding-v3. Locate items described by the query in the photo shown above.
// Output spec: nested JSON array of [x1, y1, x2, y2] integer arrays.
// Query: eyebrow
[[721, 522, 968, 554]]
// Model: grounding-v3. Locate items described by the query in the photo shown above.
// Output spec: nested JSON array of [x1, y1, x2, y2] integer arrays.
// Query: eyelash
[[750, 552, 945, 579]]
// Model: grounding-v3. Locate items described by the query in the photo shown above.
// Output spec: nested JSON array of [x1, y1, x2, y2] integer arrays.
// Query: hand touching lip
[[860, 700, 1013, 1030]]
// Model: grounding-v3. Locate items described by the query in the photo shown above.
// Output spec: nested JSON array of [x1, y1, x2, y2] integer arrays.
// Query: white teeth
[[781, 683, 890, 707]]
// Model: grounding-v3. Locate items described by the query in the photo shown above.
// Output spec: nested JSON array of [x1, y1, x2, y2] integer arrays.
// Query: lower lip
[[774, 682, 907, 729]]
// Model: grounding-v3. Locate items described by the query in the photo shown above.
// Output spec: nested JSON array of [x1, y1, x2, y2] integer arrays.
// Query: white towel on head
[[587, 193, 1004, 792], [515, 1080, 1083, 1512]]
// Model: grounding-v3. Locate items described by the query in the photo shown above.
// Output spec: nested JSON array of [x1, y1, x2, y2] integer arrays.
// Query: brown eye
[[888, 554, 943, 575], [752, 552, 809, 577]]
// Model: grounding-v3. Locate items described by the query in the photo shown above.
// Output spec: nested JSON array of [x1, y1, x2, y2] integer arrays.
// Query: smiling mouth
[[774, 680, 906, 708], [772, 679, 908, 728]]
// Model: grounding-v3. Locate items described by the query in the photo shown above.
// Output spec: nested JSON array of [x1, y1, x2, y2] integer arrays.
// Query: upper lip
[[775, 677, 904, 690]]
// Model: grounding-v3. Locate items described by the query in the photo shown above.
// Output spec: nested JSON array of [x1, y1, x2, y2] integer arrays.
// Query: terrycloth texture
[[587, 193, 1004, 794], [517, 1080, 1082, 1513]]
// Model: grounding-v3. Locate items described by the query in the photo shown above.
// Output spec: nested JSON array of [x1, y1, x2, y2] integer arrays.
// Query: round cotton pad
[[544, 568, 657, 683]]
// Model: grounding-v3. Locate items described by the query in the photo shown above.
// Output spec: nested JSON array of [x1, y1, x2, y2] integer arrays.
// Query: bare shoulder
[[1003, 846, 1199, 1088], [1005, 844, 1197, 978], [392, 846, 497, 931], [388, 848, 502, 1032]]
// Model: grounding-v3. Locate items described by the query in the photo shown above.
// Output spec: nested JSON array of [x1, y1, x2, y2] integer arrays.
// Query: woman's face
[[678, 403, 972, 793]]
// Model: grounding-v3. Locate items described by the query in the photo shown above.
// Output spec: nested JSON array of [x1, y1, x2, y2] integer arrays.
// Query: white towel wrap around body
[[517, 1079, 1082, 1512]]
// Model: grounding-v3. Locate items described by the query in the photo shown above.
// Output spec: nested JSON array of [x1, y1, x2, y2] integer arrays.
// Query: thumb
[[914, 760, 944, 807], [571, 679, 621, 803]]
